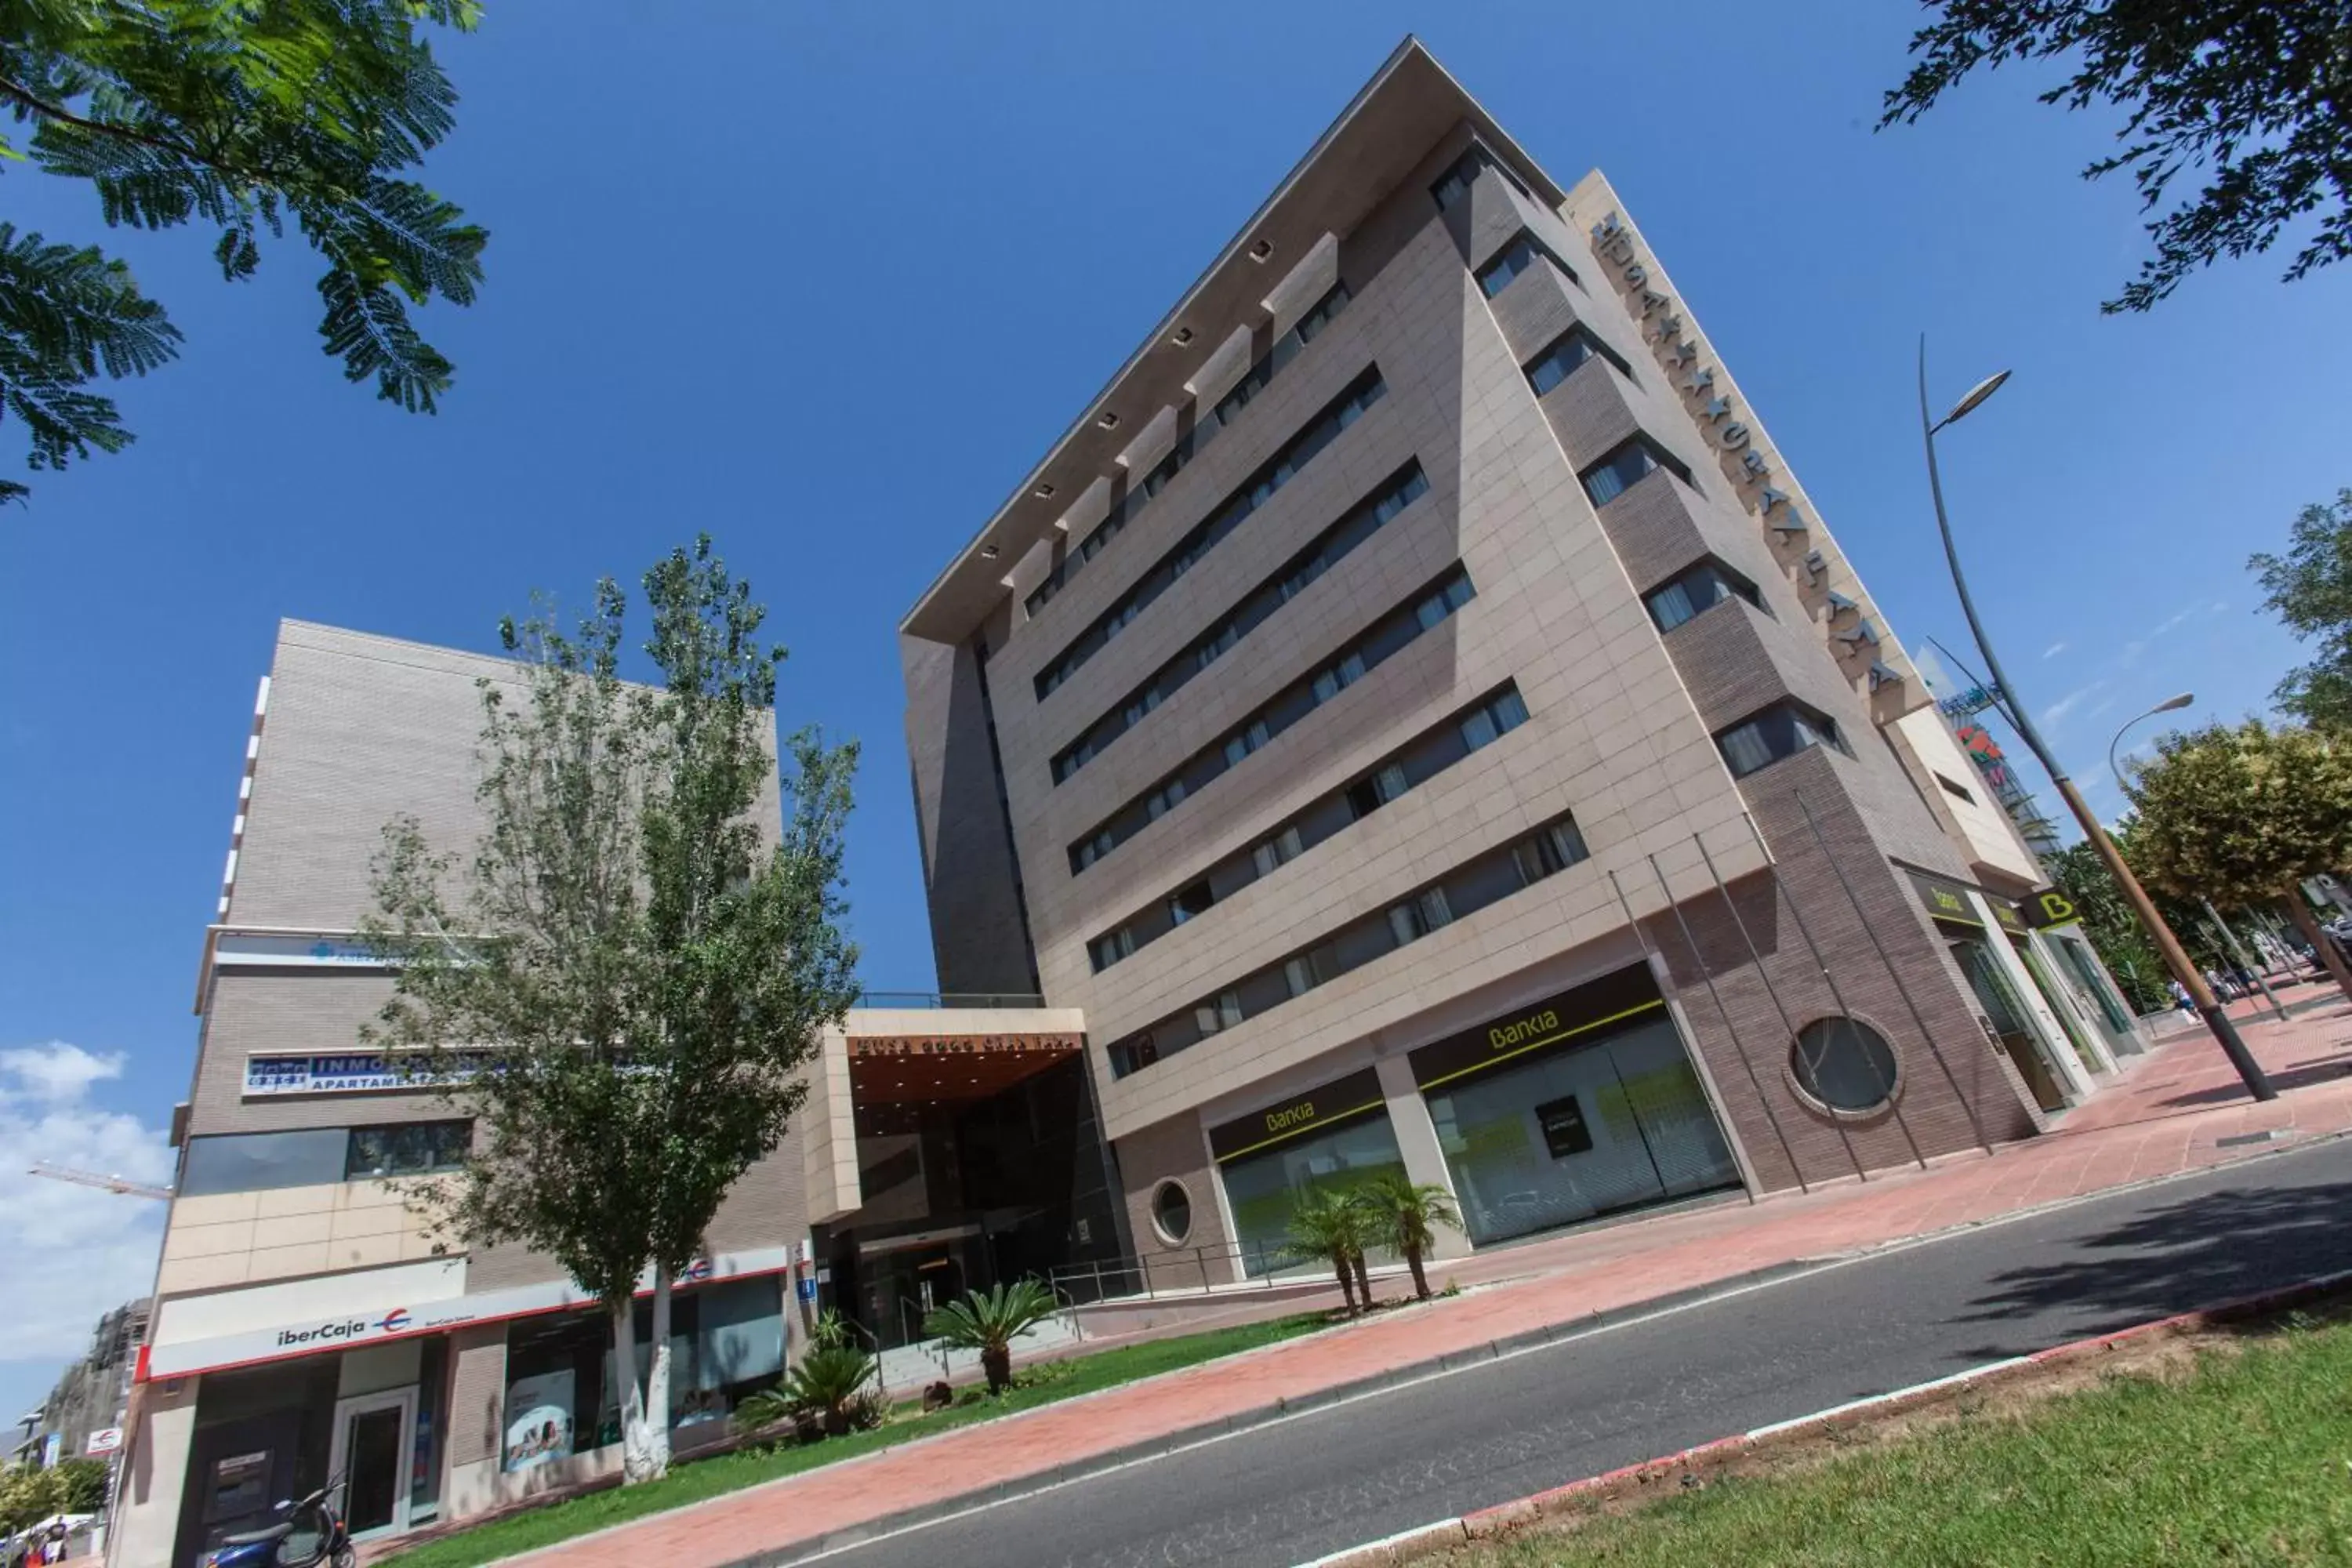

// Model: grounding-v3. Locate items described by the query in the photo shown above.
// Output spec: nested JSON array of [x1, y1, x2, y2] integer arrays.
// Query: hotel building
[[897, 38, 2142, 1278]]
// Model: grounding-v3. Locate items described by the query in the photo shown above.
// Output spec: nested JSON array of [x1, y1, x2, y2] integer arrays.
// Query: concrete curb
[[1292, 1267, 2352, 1568]]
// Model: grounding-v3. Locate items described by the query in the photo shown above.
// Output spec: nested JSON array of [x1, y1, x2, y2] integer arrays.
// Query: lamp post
[[2107, 693, 2194, 788], [1918, 337, 2275, 1102]]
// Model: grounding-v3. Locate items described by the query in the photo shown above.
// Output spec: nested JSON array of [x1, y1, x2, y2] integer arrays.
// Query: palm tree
[[734, 1344, 878, 1437], [1356, 1172, 1461, 1301], [1287, 1187, 1371, 1315], [924, 1278, 1060, 1394]]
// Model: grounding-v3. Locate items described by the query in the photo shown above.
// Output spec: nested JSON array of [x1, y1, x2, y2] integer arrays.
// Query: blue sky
[[2, 2, 2345, 1419]]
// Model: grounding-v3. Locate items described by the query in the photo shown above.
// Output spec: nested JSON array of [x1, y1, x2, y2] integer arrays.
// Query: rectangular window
[[1525, 326, 1632, 396], [1212, 283, 1350, 436], [1252, 826, 1305, 878], [1936, 772, 1978, 804], [1476, 232, 1580, 297], [1080, 682, 1527, 971], [1105, 810, 1588, 1078], [179, 1128, 349, 1196], [1089, 926, 1135, 974], [1033, 457, 1434, 771], [1193, 992, 1242, 1036], [1029, 289, 1352, 620], [1067, 564, 1479, 876], [1468, 685, 1531, 751], [1036, 367, 1388, 699], [1431, 144, 1533, 212], [1432, 148, 1484, 209], [346, 1120, 471, 1180], [1643, 558, 1765, 632], [1580, 434, 1695, 508], [1715, 702, 1853, 779]]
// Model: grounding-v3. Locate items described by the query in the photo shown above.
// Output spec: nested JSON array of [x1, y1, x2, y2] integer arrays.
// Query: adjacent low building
[[114, 624, 1092, 1567]]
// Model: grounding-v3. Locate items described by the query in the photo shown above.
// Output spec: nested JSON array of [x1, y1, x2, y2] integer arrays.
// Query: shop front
[[1987, 897, 2118, 1079], [170, 1341, 444, 1568], [1911, 872, 2083, 1112], [1207, 1069, 1405, 1276], [1406, 965, 1741, 1246], [138, 1254, 792, 1568]]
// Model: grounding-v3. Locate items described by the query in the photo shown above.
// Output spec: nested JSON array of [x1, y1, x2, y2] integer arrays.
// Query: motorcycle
[[198, 1476, 354, 1568]]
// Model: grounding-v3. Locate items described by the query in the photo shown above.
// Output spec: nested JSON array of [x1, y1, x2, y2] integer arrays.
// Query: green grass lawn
[[1463, 1315, 2352, 1566], [381, 1311, 1330, 1568]]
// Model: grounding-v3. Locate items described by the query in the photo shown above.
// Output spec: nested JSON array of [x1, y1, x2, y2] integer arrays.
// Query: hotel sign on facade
[[847, 1032, 1083, 1061], [1587, 211, 1906, 699]]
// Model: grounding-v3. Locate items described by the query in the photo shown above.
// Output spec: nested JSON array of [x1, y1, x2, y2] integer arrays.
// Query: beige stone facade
[[900, 40, 2122, 1288]]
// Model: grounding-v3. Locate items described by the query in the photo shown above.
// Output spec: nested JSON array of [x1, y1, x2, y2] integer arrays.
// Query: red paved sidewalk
[[500, 1000, 2352, 1568]]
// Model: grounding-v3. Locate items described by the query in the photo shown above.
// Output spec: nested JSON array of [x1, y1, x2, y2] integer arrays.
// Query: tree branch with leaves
[[1881, 0, 2352, 312], [0, 0, 488, 502], [363, 538, 858, 1485], [2251, 488, 2352, 731]]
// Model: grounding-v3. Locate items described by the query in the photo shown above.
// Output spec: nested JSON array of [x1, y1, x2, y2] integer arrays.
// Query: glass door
[[1949, 935, 2065, 1111], [328, 1388, 416, 1541]]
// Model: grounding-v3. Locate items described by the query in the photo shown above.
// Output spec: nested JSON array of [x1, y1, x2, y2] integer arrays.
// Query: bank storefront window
[[1412, 966, 1740, 1246], [499, 1275, 786, 1472], [1208, 1069, 1403, 1276]]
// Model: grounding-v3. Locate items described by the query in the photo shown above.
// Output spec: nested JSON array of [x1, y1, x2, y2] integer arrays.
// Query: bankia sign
[[1587, 212, 1902, 699]]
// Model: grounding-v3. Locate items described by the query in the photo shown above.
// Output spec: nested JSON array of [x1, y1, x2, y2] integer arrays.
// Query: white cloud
[[0, 1042, 124, 1103], [2042, 641, 2068, 659], [0, 1043, 172, 1392], [2042, 679, 2109, 731]]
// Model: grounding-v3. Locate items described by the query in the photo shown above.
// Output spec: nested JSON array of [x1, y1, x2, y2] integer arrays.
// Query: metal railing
[[896, 1297, 952, 1380], [852, 990, 1050, 1010], [826, 1311, 888, 1397], [1048, 1239, 1402, 1305]]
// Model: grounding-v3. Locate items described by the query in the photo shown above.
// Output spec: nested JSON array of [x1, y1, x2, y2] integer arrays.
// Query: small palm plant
[[771, 1354, 884, 1439], [1355, 1171, 1461, 1301], [924, 1278, 1060, 1394], [1287, 1187, 1372, 1315]]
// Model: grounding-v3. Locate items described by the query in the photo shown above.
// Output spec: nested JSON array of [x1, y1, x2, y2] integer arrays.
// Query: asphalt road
[[797, 1134, 2352, 1568]]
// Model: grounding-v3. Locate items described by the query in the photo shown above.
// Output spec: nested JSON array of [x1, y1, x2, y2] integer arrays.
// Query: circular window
[[1150, 1181, 1193, 1246], [1791, 1017, 1900, 1112]]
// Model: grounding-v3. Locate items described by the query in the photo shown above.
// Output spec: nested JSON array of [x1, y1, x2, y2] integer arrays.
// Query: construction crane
[[28, 1162, 172, 1201]]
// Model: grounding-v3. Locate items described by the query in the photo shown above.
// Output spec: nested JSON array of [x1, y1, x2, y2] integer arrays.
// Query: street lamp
[[1917, 337, 2275, 1102], [2107, 692, 2194, 786]]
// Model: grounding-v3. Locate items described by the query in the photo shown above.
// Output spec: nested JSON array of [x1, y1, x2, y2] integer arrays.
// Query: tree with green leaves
[[0, 1463, 63, 1535], [1352, 1172, 1459, 1302], [923, 1278, 1060, 1395], [2123, 719, 2352, 1000], [0, 0, 488, 502], [362, 537, 860, 1486], [2251, 489, 2352, 731], [50, 1457, 104, 1515], [1879, 1, 2352, 313], [1287, 1187, 1375, 1316]]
